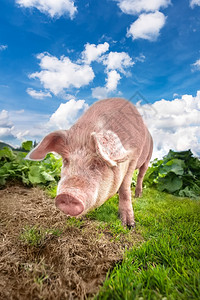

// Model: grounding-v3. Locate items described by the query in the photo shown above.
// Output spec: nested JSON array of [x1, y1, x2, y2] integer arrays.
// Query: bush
[[0, 145, 62, 187], [144, 150, 200, 198]]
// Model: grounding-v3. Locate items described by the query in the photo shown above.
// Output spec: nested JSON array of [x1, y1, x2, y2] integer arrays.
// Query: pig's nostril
[[60, 199, 66, 205], [55, 194, 84, 216]]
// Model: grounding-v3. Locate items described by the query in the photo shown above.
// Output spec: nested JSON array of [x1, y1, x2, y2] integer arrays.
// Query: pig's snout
[[55, 193, 85, 216]]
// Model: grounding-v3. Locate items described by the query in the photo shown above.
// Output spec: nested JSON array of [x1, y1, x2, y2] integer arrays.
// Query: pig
[[26, 98, 153, 227]]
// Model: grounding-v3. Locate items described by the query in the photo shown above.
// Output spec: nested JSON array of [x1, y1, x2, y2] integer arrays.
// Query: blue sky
[[0, 0, 200, 158]]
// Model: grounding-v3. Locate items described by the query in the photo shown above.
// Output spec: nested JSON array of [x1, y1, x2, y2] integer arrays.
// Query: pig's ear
[[91, 130, 129, 167], [26, 130, 68, 161]]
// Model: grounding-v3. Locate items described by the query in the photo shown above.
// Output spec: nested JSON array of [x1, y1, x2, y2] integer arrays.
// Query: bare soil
[[0, 184, 142, 300]]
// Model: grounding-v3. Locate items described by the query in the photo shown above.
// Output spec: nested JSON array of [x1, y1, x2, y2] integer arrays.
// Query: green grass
[[20, 225, 63, 247], [46, 184, 200, 298], [95, 188, 200, 300], [65, 216, 85, 228], [87, 194, 120, 223], [46, 183, 58, 198], [86, 195, 134, 241]]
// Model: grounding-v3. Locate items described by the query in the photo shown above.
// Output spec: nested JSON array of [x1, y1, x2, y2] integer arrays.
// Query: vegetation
[[0, 144, 62, 186], [0, 141, 15, 150], [144, 149, 200, 198], [96, 188, 200, 299], [1, 144, 199, 199], [20, 226, 62, 247], [0, 143, 200, 298]]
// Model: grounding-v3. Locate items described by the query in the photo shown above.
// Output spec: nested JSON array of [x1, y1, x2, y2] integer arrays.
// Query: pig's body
[[27, 98, 153, 226]]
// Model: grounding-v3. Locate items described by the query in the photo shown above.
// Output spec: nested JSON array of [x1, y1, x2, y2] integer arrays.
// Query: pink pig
[[27, 98, 153, 227]]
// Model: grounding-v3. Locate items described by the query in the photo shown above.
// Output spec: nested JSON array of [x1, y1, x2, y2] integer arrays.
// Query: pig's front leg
[[118, 162, 136, 227]]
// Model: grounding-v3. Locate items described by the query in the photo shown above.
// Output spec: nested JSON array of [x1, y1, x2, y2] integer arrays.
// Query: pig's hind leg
[[135, 136, 153, 198], [118, 161, 136, 227], [135, 161, 149, 198]]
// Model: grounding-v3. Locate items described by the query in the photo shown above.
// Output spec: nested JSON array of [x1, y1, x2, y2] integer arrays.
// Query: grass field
[[95, 188, 200, 300], [0, 182, 199, 299]]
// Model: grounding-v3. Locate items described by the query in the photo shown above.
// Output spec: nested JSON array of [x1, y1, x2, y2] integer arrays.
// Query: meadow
[[0, 145, 199, 299]]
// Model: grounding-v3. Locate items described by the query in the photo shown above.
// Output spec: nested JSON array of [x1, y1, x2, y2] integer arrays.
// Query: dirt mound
[[0, 185, 142, 299]]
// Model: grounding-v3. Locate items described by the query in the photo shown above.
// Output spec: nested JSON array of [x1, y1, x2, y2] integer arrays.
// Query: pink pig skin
[[26, 98, 153, 227]]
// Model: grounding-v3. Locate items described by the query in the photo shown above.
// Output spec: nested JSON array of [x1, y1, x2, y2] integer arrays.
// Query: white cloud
[[16, 0, 77, 19], [29, 52, 95, 95], [135, 53, 146, 62], [27, 88, 52, 99], [81, 42, 109, 64], [2, 91, 200, 161], [0, 110, 15, 139], [116, 0, 171, 15], [0, 99, 89, 146], [15, 130, 30, 140], [190, 0, 200, 8], [92, 87, 109, 100], [103, 51, 134, 73], [0, 110, 12, 127], [106, 70, 121, 91], [47, 99, 89, 129], [127, 11, 166, 41], [1, 100, 88, 145], [92, 70, 121, 100], [0, 45, 8, 51], [173, 93, 179, 98], [15, 110, 25, 114], [59, 93, 76, 101], [0, 127, 14, 139], [29, 47, 133, 101], [8, 110, 50, 142], [92, 51, 133, 100], [191, 59, 200, 71], [0, 108, 54, 146], [136, 92, 200, 159]]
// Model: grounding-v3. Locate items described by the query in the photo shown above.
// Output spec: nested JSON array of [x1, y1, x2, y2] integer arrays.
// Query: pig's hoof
[[124, 221, 135, 229], [135, 188, 142, 198], [120, 211, 135, 228]]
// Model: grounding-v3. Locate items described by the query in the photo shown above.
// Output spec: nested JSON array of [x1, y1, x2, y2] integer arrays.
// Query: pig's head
[[26, 129, 129, 217]]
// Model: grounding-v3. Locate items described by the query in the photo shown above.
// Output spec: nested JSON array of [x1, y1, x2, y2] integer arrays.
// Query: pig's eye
[[63, 158, 69, 166], [89, 159, 103, 171], [89, 164, 96, 171]]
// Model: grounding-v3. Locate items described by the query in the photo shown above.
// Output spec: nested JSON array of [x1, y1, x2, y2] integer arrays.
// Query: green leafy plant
[[144, 150, 200, 198], [22, 141, 33, 151], [1, 144, 200, 200], [0, 145, 62, 187]]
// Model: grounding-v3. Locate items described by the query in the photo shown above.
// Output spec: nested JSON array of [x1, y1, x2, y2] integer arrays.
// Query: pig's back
[[69, 98, 150, 162]]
